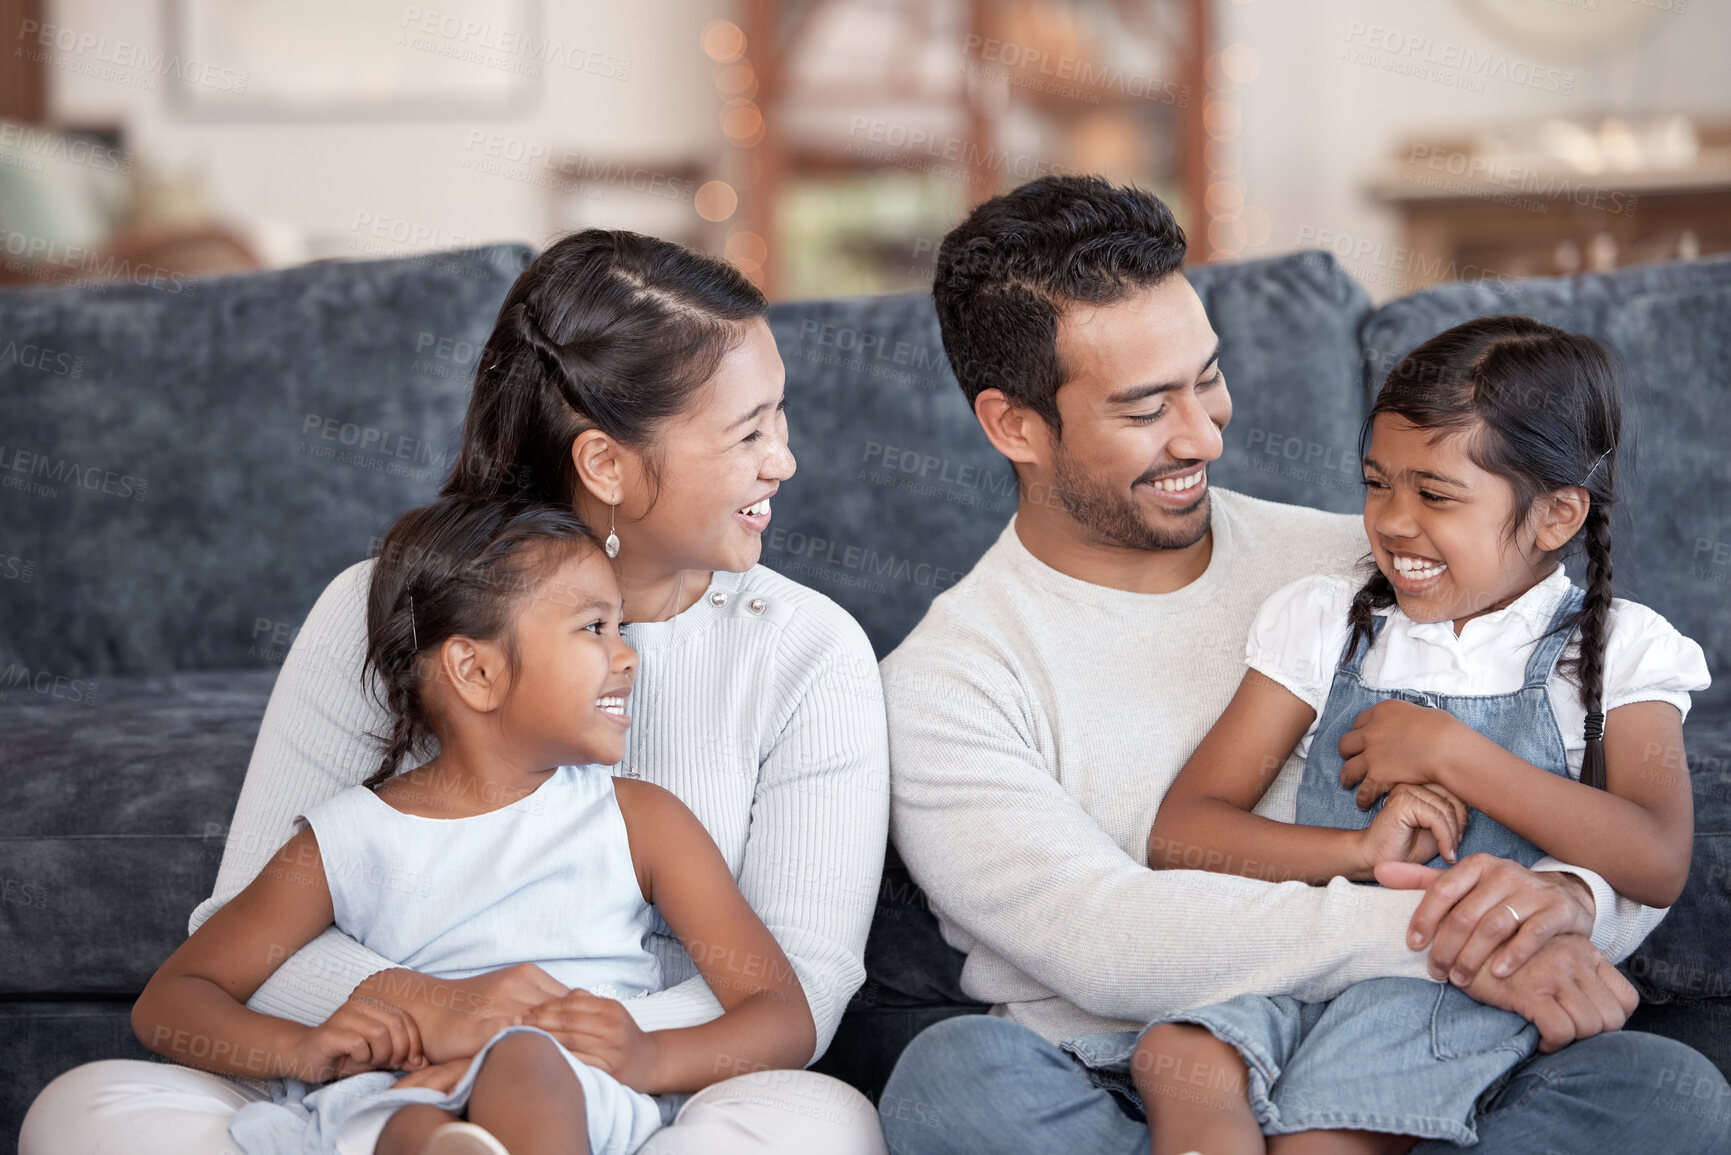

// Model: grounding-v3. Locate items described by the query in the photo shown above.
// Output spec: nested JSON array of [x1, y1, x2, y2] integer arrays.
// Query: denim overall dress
[[1133, 587, 1586, 1143]]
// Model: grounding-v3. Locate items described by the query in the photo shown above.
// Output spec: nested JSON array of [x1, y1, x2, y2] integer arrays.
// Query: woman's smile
[[734, 491, 775, 533]]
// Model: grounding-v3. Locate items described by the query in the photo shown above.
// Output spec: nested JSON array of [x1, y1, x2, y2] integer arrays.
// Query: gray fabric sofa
[[3, 244, 1728, 1148]]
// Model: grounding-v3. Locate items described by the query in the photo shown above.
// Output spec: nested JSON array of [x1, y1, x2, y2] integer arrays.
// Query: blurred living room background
[[1, 0, 1726, 302]]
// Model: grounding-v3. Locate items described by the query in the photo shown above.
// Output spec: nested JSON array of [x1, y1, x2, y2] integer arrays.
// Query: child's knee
[[478, 1032, 579, 1093]]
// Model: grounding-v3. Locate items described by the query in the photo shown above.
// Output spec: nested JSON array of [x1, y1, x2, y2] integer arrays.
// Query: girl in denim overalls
[[1140, 317, 1709, 1153]]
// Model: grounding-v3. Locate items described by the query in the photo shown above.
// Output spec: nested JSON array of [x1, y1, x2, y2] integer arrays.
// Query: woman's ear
[[570, 429, 625, 506], [435, 635, 511, 714], [1533, 486, 1591, 553]]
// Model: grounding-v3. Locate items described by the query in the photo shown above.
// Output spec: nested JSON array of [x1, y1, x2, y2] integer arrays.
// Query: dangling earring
[[604, 501, 620, 559]]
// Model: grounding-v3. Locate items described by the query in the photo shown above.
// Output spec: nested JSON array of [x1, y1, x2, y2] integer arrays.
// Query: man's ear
[[1533, 486, 1591, 553], [570, 429, 625, 506], [974, 389, 1051, 470], [435, 635, 511, 714]]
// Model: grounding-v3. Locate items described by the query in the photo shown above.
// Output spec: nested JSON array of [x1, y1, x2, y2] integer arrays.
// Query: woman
[[23, 231, 892, 1155]]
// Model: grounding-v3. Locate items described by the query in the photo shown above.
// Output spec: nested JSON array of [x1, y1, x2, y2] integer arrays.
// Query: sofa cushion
[[0, 670, 271, 995], [0, 246, 529, 684], [766, 292, 1010, 660], [1623, 700, 1731, 1005], [0, 1000, 158, 1144], [1187, 250, 1372, 516]]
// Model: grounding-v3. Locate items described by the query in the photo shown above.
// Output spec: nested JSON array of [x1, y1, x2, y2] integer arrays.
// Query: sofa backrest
[[766, 249, 1374, 656], [0, 246, 528, 680], [1359, 255, 1731, 711], [12, 243, 1716, 686]]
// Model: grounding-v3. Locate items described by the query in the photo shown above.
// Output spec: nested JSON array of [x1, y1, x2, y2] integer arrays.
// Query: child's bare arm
[[131, 828, 423, 1081], [1149, 669, 1464, 884], [512, 782, 817, 1101], [1341, 699, 1693, 907], [630, 779, 815, 1088], [518, 780, 815, 1094]]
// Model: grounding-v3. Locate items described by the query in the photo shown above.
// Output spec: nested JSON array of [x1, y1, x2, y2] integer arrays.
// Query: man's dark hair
[[931, 175, 1188, 432]]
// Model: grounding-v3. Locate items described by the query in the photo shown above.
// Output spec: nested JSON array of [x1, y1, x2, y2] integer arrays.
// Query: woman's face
[[619, 318, 795, 575]]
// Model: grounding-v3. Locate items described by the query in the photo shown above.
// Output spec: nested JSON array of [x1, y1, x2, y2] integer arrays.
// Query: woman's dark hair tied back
[[448, 229, 768, 506], [1348, 315, 1624, 790], [363, 495, 597, 789]]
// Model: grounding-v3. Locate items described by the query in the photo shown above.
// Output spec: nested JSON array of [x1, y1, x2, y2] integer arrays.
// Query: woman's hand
[[1376, 854, 1597, 986], [353, 963, 570, 1064], [1356, 783, 1469, 875], [288, 994, 425, 1082], [515, 990, 665, 1093], [1338, 700, 1484, 808]]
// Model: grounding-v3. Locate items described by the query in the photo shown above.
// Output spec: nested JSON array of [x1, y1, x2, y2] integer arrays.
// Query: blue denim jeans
[[878, 1014, 1731, 1154], [1142, 978, 1534, 1144]]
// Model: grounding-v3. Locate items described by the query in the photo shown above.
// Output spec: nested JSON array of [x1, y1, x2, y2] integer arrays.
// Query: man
[[876, 175, 1727, 1153]]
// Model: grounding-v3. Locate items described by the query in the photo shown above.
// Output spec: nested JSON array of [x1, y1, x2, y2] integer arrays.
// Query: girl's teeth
[[1392, 555, 1447, 578], [595, 696, 626, 715], [1153, 470, 1204, 492], [738, 498, 771, 517]]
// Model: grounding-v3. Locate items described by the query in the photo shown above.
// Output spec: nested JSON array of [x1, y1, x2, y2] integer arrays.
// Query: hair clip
[[409, 594, 419, 652], [1580, 448, 1611, 486]]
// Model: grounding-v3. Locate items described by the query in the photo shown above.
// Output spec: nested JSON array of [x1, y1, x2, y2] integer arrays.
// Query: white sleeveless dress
[[228, 764, 668, 1155]]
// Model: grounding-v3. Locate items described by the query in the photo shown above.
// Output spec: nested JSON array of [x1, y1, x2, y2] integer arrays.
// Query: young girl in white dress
[[131, 496, 817, 1155], [1138, 316, 1708, 1154]]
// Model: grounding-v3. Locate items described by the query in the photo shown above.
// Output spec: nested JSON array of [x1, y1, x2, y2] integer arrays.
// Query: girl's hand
[[354, 962, 571, 1064], [1338, 700, 1481, 808], [289, 995, 425, 1082], [1356, 783, 1469, 876], [514, 989, 664, 1092], [393, 1056, 474, 1095]]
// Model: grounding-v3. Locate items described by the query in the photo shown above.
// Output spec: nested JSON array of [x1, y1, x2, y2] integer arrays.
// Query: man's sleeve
[[1532, 858, 1665, 962], [883, 648, 1433, 1021]]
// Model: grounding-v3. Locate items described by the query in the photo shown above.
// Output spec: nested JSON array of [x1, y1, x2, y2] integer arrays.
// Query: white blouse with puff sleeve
[[1244, 564, 1711, 780]]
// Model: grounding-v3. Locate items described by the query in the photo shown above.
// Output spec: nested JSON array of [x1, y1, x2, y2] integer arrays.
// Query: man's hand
[[1377, 855, 1596, 985], [354, 963, 570, 1064], [515, 990, 665, 1094], [1454, 934, 1637, 1052], [288, 995, 424, 1082]]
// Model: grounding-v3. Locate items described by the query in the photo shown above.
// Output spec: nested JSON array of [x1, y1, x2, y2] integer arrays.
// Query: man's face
[[1043, 276, 1230, 551]]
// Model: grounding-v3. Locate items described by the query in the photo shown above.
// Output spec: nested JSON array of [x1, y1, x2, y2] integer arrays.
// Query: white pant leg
[[20, 1059, 269, 1155], [638, 1070, 887, 1155]]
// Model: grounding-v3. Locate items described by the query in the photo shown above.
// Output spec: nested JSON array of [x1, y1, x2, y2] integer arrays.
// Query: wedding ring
[[1504, 903, 1521, 924]]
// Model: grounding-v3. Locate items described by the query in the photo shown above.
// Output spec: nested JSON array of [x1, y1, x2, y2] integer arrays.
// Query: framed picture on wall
[[166, 0, 542, 118]]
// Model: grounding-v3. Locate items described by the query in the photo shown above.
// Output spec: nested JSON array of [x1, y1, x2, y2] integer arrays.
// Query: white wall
[[44, 0, 731, 261], [1214, 0, 1731, 296], [39, 0, 1731, 289]]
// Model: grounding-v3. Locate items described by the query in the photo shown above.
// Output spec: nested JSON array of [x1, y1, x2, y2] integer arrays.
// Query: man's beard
[[1048, 442, 1211, 552]]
